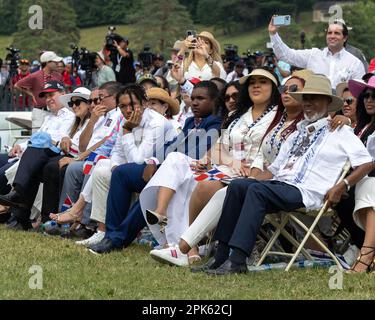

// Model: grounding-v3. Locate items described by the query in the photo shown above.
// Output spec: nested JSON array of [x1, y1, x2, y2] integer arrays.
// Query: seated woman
[[49, 87, 179, 247], [346, 76, 375, 273], [141, 68, 281, 264], [335, 82, 358, 129], [153, 71, 309, 266]]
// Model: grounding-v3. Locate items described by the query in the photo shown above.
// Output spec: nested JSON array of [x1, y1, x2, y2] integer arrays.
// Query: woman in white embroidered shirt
[[142, 68, 282, 265], [178, 31, 226, 81]]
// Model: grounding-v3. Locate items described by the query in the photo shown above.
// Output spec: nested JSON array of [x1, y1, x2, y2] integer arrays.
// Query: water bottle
[[42, 220, 59, 235], [60, 223, 71, 238]]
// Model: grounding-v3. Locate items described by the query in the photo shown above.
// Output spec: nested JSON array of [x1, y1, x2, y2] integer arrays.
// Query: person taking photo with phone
[[268, 15, 365, 89]]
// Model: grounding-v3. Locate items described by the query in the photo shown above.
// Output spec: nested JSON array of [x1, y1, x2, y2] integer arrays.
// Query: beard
[[304, 110, 327, 123]]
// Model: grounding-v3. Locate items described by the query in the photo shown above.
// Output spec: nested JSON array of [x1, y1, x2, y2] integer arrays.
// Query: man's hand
[[90, 104, 107, 124], [324, 182, 346, 208], [269, 16, 280, 35], [190, 160, 209, 174], [170, 63, 185, 84], [9, 144, 22, 158], [59, 157, 74, 169], [232, 162, 252, 177], [60, 137, 72, 154], [142, 164, 158, 182]]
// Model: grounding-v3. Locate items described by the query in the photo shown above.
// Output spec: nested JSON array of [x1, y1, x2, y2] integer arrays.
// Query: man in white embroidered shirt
[[268, 17, 365, 89], [198, 74, 374, 275]]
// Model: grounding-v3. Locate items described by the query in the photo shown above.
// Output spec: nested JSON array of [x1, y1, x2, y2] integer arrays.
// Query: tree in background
[[0, 0, 23, 35], [129, 0, 192, 53], [12, 0, 80, 60], [311, 0, 375, 60]]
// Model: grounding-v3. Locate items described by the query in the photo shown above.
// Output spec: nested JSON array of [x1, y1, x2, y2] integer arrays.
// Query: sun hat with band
[[348, 76, 375, 99], [239, 68, 279, 86], [59, 87, 91, 111], [146, 87, 180, 116], [197, 31, 221, 54], [289, 74, 343, 112]]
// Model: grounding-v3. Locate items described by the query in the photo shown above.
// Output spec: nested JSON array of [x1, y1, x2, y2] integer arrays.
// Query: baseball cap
[[137, 74, 158, 86], [28, 132, 60, 154], [154, 54, 164, 61], [39, 81, 65, 97], [40, 51, 63, 63]]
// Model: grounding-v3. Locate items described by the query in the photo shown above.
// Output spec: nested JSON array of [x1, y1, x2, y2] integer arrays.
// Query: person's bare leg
[[180, 180, 224, 254], [154, 187, 175, 217], [351, 208, 375, 272], [49, 195, 86, 223], [97, 222, 106, 232]]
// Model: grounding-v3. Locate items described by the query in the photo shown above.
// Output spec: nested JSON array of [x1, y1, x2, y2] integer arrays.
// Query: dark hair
[[70, 109, 91, 138], [223, 67, 281, 129], [99, 81, 123, 97], [193, 80, 220, 100], [220, 81, 241, 128], [210, 77, 227, 92], [354, 89, 375, 143], [154, 75, 171, 95], [327, 21, 349, 46], [116, 84, 147, 108], [261, 76, 306, 140]]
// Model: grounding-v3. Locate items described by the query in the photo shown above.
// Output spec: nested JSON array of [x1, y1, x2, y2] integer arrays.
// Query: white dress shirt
[[87, 107, 122, 150], [110, 108, 177, 168], [268, 118, 372, 210], [270, 33, 365, 89]]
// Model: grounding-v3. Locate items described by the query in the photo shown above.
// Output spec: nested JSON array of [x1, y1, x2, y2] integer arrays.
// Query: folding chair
[[256, 160, 351, 271]]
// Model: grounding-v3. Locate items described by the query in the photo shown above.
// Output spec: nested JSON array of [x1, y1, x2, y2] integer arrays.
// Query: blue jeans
[[214, 179, 304, 256], [105, 163, 147, 248]]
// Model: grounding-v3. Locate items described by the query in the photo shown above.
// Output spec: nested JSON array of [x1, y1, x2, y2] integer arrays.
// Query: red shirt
[[12, 72, 31, 109], [62, 71, 82, 92], [15, 69, 63, 107]]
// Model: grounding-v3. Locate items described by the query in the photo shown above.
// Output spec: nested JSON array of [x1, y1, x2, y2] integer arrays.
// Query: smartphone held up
[[186, 30, 197, 49], [273, 15, 291, 26]]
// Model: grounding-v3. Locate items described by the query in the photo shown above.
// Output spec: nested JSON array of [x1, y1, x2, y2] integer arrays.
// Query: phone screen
[[273, 15, 291, 26]]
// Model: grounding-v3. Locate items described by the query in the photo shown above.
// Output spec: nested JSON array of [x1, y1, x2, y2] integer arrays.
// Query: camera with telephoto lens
[[224, 44, 239, 63], [138, 44, 154, 70], [5, 46, 21, 75], [105, 26, 118, 52], [70, 44, 96, 72], [242, 49, 257, 71], [263, 50, 275, 70]]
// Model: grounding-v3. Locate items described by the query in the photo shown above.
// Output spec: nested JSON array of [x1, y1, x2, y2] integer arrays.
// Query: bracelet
[[343, 178, 351, 192], [177, 55, 184, 61]]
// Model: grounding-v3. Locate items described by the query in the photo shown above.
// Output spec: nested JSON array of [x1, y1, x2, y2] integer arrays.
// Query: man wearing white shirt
[[197, 74, 375, 275], [269, 17, 365, 89]]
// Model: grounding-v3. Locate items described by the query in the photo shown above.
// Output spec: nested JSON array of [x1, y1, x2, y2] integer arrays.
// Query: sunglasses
[[98, 95, 112, 101], [364, 92, 375, 100], [278, 84, 299, 94], [88, 97, 100, 105], [224, 92, 239, 102], [68, 98, 87, 109], [344, 97, 354, 105]]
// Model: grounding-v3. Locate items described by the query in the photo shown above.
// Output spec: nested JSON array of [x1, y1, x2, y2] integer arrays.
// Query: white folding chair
[[256, 160, 351, 271]]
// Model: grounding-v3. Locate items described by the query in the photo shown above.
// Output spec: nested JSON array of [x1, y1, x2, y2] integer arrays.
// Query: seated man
[[197, 74, 375, 275]]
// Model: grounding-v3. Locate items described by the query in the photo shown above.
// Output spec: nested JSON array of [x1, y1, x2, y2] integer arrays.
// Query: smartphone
[[186, 30, 197, 38], [167, 60, 174, 69], [273, 15, 291, 26]]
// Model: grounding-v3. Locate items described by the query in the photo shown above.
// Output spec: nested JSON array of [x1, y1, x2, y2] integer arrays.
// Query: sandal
[[146, 209, 168, 234], [49, 209, 81, 225], [188, 254, 202, 265], [347, 246, 375, 274]]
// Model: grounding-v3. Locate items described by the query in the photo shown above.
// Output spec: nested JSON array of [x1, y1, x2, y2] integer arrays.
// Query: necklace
[[288, 125, 327, 158]]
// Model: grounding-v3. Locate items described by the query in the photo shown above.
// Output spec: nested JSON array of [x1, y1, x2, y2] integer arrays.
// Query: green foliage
[[129, 0, 193, 53], [12, 0, 80, 61], [0, 0, 23, 35], [311, 0, 375, 59]]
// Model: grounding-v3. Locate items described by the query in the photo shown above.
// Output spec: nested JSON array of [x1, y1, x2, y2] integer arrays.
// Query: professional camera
[[263, 50, 276, 70], [5, 46, 21, 76], [242, 49, 257, 72], [105, 26, 118, 52], [70, 44, 97, 86], [224, 44, 239, 63], [138, 44, 154, 70]]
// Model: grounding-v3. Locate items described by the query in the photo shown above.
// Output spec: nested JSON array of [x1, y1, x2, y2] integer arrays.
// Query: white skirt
[[353, 176, 375, 230], [140, 152, 197, 246]]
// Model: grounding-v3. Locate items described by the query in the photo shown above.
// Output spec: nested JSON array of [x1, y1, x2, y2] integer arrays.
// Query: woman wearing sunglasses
[[333, 82, 358, 129]]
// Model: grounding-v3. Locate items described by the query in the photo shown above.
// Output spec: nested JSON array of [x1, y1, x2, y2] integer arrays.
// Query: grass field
[[0, 225, 374, 300]]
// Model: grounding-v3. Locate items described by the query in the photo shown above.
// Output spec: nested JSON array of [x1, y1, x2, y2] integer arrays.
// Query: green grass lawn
[[0, 225, 373, 300]]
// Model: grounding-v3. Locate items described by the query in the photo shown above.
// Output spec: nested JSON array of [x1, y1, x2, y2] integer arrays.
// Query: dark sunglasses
[[278, 84, 299, 94], [88, 97, 100, 105], [98, 95, 112, 101], [68, 98, 87, 108], [364, 92, 375, 100], [344, 97, 354, 105], [224, 92, 239, 102]]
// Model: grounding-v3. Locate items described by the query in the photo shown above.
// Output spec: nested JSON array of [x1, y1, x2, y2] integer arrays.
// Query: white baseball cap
[[40, 51, 63, 63]]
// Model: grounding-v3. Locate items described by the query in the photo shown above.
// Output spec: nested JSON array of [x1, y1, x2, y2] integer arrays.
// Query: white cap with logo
[[40, 51, 63, 63]]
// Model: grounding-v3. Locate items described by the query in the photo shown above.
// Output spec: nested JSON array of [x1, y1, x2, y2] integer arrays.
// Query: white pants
[[32, 108, 49, 133], [181, 186, 227, 248], [81, 159, 112, 224]]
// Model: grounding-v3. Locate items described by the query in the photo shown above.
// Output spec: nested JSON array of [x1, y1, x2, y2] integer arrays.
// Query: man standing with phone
[[268, 15, 365, 89]]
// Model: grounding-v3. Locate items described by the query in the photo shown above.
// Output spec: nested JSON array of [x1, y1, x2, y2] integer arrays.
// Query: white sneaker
[[343, 244, 360, 266], [150, 246, 189, 267], [76, 231, 105, 247]]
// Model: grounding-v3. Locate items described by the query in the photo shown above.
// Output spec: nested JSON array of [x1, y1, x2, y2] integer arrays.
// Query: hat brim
[[147, 93, 180, 116], [289, 91, 343, 112], [335, 82, 349, 98], [239, 69, 278, 86], [59, 92, 90, 110], [39, 89, 59, 98], [348, 79, 375, 98]]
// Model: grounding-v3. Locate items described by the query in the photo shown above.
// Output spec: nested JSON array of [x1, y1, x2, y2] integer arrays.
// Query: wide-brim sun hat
[[146, 87, 180, 116], [289, 74, 343, 112], [348, 76, 375, 99], [239, 68, 278, 86], [335, 82, 349, 98], [59, 87, 91, 110], [198, 31, 221, 54]]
